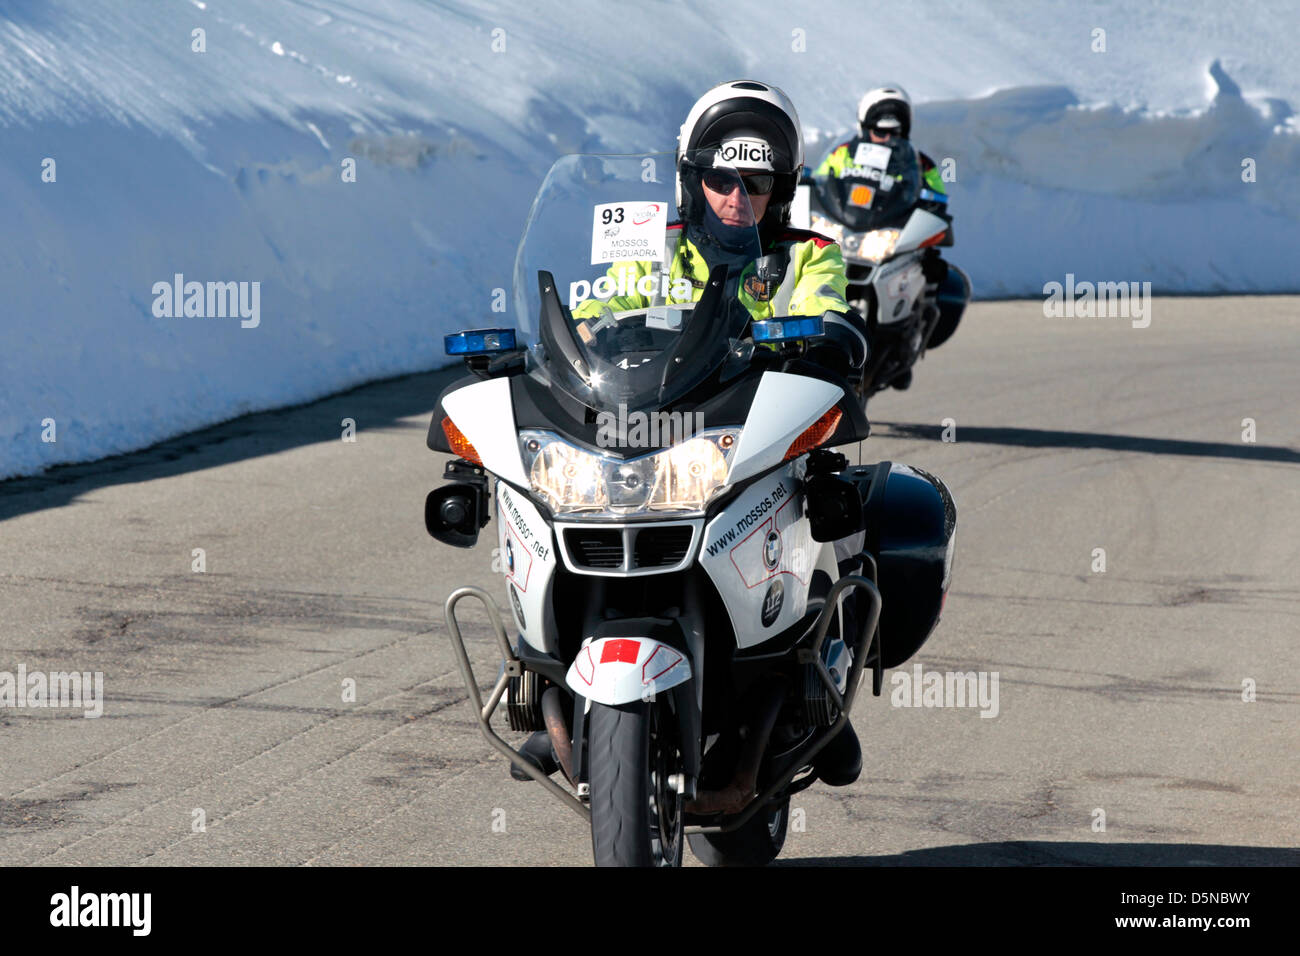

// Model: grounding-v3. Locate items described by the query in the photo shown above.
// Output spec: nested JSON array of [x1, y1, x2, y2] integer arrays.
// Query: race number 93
[[591, 201, 668, 265]]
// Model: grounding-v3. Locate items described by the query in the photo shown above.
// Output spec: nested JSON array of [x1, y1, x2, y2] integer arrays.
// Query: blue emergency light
[[751, 316, 824, 343], [444, 328, 518, 356]]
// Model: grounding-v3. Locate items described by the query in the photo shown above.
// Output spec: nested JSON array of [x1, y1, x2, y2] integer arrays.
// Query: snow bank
[[838, 61, 1300, 297], [1, 0, 1296, 479]]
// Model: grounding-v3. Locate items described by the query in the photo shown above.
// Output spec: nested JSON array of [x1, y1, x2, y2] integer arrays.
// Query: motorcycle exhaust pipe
[[684, 678, 785, 816], [540, 685, 574, 783]]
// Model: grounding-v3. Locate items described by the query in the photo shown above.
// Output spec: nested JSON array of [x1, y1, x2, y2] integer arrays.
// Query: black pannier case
[[846, 462, 956, 667]]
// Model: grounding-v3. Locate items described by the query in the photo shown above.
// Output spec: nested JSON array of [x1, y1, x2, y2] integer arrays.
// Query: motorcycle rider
[[811, 85, 969, 386], [517, 80, 867, 789], [814, 85, 947, 210], [574, 80, 869, 383]]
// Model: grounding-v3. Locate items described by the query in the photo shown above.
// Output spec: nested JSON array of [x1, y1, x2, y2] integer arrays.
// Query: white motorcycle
[[793, 137, 969, 396], [427, 152, 955, 866]]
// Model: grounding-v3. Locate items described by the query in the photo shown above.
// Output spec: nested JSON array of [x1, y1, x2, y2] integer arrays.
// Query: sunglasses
[[701, 169, 776, 196]]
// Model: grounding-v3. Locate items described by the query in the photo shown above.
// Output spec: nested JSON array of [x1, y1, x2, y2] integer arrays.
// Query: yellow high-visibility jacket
[[573, 222, 849, 322]]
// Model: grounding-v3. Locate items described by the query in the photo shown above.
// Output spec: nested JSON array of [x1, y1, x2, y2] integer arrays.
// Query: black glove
[[805, 310, 869, 384]]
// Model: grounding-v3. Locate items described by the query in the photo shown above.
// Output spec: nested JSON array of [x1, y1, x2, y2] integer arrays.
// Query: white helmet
[[858, 85, 912, 139], [675, 79, 805, 229]]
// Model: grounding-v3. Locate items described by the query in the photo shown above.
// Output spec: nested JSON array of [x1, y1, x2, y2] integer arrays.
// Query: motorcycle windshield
[[812, 137, 921, 232], [513, 152, 760, 415]]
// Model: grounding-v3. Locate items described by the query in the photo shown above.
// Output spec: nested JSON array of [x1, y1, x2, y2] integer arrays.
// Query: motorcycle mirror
[[425, 482, 488, 548], [805, 473, 864, 543]]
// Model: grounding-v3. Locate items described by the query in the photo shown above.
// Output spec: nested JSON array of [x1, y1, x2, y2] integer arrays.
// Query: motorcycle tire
[[589, 700, 685, 867], [687, 797, 790, 867]]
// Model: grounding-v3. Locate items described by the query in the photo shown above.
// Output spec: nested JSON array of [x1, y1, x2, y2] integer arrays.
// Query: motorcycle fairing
[[698, 463, 836, 649], [496, 482, 559, 653], [725, 371, 843, 485], [440, 376, 529, 487], [895, 207, 950, 254]]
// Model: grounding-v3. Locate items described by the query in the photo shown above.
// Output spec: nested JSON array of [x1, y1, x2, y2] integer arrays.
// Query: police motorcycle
[[793, 137, 970, 397], [426, 152, 955, 866]]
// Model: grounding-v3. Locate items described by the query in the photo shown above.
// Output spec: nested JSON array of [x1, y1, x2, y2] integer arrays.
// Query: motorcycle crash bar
[[442, 585, 590, 822]]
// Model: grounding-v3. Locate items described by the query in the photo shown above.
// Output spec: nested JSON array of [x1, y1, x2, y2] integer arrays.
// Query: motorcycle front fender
[[566, 635, 692, 707]]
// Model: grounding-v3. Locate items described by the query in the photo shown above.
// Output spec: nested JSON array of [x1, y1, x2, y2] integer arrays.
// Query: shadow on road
[[7, 379, 1297, 525], [777, 841, 1300, 866], [0, 367, 462, 523], [874, 422, 1300, 464]]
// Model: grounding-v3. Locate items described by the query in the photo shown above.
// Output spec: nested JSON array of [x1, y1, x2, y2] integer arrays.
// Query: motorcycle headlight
[[857, 228, 900, 263], [810, 214, 844, 243], [519, 429, 740, 518]]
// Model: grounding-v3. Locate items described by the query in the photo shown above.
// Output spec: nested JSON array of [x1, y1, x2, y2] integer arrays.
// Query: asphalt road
[[2, 296, 1298, 866]]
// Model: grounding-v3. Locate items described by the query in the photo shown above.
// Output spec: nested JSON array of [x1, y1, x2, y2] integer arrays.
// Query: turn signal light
[[784, 407, 842, 461], [442, 417, 482, 466]]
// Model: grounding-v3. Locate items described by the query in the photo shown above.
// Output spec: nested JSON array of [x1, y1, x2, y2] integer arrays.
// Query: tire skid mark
[[131, 672, 496, 865], [33, 662, 468, 864], [6, 624, 445, 803], [298, 753, 502, 866]]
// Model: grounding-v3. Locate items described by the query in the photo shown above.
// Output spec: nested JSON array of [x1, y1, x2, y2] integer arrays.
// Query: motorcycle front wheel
[[687, 797, 789, 867], [589, 699, 684, 867]]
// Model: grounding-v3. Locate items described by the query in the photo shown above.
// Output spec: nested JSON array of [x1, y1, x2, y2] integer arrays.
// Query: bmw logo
[[505, 538, 515, 574], [763, 529, 782, 570]]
